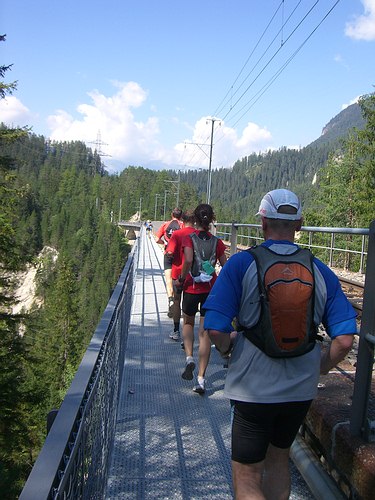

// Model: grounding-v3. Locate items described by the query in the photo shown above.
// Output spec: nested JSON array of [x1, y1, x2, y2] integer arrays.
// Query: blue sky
[[1, 0, 374, 173]]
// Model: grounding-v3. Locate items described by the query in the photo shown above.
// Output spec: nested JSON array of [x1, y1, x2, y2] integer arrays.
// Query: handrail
[[216, 222, 369, 273], [20, 239, 139, 499]]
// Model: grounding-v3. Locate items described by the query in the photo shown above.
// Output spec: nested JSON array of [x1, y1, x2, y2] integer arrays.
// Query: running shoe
[[181, 359, 195, 380], [193, 379, 206, 394], [169, 330, 180, 341]]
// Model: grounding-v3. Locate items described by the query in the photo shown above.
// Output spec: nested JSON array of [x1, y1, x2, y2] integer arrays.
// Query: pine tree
[[313, 93, 375, 229], [0, 34, 36, 498]]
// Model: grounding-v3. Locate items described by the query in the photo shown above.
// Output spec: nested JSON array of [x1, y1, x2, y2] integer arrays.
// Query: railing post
[[360, 234, 366, 274], [350, 220, 375, 441], [329, 232, 335, 267], [230, 222, 238, 256]]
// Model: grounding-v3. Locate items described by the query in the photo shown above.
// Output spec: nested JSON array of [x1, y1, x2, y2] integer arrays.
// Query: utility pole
[[206, 118, 220, 205], [164, 171, 181, 207], [118, 198, 122, 222], [154, 193, 160, 220], [184, 117, 220, 204], [163, 190, 169, 220], [88, 130, 111, 174], [177, 169, 181, 207]]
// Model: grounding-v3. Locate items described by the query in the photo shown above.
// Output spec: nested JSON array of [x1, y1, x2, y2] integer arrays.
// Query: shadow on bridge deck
[[105, 233, 313, 499]]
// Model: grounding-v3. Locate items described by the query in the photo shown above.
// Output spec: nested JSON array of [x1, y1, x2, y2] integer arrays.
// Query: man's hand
[[173, 276, 185, 294], [208, 330, 238, 358]]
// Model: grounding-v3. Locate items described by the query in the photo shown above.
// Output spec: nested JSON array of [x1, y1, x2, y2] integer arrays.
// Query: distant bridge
[[118, 220, 142, 240]]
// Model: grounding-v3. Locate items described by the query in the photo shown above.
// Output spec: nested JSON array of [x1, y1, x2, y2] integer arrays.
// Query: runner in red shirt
[[155, 208, 184, 317], [176, 204, 227, 394], [165, 210, 196, 344]]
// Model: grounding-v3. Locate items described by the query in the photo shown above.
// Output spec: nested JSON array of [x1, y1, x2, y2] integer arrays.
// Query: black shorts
[[231, 399, 312, 464], [182, 292, 209, 317], [164, 253, 173, 270]]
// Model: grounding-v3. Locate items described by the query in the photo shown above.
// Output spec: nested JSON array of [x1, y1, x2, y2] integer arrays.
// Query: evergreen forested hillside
[[0, 134, 133, 497], [310, 101, 366, 148], [1, 81, 373, 498], [182, 102, 367, 222]]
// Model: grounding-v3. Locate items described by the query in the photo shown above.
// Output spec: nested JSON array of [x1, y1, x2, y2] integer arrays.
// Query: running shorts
[[231, 399, 312, 464], [164, 253, 173, 270], [182, 292, 209, 317]]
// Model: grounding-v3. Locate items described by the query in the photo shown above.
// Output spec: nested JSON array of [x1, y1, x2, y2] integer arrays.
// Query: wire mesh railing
[[20, 240, 139, 500]]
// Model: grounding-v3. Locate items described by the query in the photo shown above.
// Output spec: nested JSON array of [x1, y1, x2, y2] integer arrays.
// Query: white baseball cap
[[256, 189, 302, 220]]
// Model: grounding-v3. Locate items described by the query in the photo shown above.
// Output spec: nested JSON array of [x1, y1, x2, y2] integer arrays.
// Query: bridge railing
[[20, 239, 139, 499], [216, 221, 375, 442], [216, 222, 369, 273]]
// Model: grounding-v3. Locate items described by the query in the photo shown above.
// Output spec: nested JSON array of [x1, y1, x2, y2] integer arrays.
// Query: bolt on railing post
[[350, 220, 375, 441], [230, 222, 238, 256]]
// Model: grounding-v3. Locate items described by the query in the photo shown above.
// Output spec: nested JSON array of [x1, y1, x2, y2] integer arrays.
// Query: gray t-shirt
[[224, 243, 327, 403]]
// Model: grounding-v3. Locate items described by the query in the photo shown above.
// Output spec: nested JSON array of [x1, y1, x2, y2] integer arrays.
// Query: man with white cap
[[203, 189, 356, 499]]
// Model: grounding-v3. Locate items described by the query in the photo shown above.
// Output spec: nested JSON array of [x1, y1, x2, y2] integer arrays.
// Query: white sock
[[186, 356, 194, 364], [197, 376, 205, 385]]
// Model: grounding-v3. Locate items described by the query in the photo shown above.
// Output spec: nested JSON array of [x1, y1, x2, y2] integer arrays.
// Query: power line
[[213, 0, 286, 118], [221, 0, 321, 122], [211, 0, 342, 151]]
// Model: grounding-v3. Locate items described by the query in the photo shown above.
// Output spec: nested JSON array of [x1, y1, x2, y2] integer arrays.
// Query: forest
[[1, 46, 374, 498]]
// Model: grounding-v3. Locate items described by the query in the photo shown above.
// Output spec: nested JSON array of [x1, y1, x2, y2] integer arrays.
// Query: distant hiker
[[203, 188, 356, 499], [177, 203, 227, 394], [145, 220, 153, 237], [156, 208, 184, 317], [165, 210, 196, 345]]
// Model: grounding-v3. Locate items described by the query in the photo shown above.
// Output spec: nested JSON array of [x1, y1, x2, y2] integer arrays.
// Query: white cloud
[[341, 96, 360, 110], [47, 81, 167, 169], [3, 81, 274, 172], [0, 95, 33, 126], [333, 53, 350, 70], [175, 117, 273, 170], [47, 81, 274, 171], [345, 0, 375, 40]]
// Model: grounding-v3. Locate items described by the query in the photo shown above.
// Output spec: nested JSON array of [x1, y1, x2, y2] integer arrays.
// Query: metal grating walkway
[[105, 234, 314, 499]]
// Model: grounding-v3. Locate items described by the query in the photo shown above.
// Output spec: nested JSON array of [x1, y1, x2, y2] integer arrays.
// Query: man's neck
[[264, 230, 295, 242]]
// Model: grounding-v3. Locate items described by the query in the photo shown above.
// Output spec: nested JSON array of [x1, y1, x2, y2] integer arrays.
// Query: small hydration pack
[[165, 219, 181, 240], [242, 245, 318, 358], [190, 232, 218, 283]]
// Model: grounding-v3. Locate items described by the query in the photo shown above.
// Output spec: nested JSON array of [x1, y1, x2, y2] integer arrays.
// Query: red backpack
[[242, 245, 319, 358]]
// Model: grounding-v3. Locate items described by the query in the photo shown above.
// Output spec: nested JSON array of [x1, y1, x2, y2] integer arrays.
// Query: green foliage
[[0, 125, 131, 497], [312, 93, 375, 229], [0, 37, 38, 498]]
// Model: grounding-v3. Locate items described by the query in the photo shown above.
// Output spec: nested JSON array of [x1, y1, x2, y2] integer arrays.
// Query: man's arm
[[320, 334, 354, 374], [208, 329, 237, 357], [180, 246, 193, 279], [155, 222, 166, 245]]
